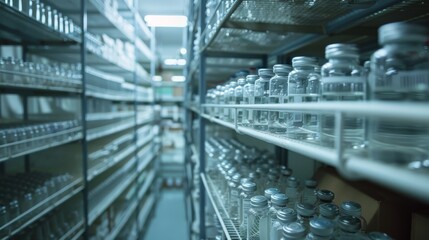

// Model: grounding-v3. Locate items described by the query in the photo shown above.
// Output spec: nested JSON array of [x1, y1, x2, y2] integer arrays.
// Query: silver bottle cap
[[379, 22, 428, 45], [283, 222, 306, 238], [287, 176, 299, 187], [241, 182, 257, 192], [319, 203, 339, 218], [258, 68, 274, 78], [277, 208, 297, 222], [296, 202, 316, 217], [340, 201, 362, 217], [368, 232, 393, 240], [237, 77, 246, 85], [309, 217, 334, 237], [271, 193, 288, 207], [250, 195, 268, 208], [240, 177, 251, 185], [281, 167, 293, 177], [305, 179, 317, 188], [325, 43, 359, 59], [273, 64, 293, 74], [231, 173, 241, 184], [246, 74, 259, 83], [292, 56, 318, 68], [317, 189, 335, 202], [338, 215, 361, 233], [229, 81, 237, 88], [264, 188, 280, 200]]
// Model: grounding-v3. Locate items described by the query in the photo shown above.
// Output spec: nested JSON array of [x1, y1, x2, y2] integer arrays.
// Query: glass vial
[[340, 201, 367, 233], [306, 217, 335, 240], [281, 222, 307, 240], [269, 64, 293, 134], [334, 216, 367, 240], [368, 22, 429, 164], [247, 195, 270, 240], [239, 181, 257, 237], [254, 69, 274, 130], [300, 179, 318, 205], [285, 177, 300, 208], [320, 43, 365, 148], [269, 193, 289, 239], [243, 75, 259, 127], [272, 208, 297, 240], [235, 77, 246, 124]]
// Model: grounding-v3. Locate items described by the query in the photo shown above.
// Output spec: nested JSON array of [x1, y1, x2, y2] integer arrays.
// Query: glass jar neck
[[328, 57, 358, 64], [294, 66, 314, 71]]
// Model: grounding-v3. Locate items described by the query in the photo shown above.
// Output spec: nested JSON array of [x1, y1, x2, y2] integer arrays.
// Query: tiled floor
[[144, 189, 188, 240]]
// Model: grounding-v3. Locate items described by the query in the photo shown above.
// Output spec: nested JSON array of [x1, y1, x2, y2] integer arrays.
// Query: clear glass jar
[[269, 64, 293, 134], [264, 188, 280, 207], [272, 208, 297, 240], [281, 222, 306, 240], [269, 193, 288, 239], [247, 195, 270, 240], [285, 177, 300, 208], [235, 77, 246, 124], [368, 22, 429, 164], [239, 181, 257, 237], [296, 202, 316, 231], [254, 69, 274, 130], [300, 179, 318, 205], [214, 85, 223, 118], [287, 57, 319, 140], [228, 81, 237, 122], [228, 173, 241, 220], [218, 86, 227, 120], [320, 43, 365, 148], [306, 217, 334, 240], [243, 75, 258, 127], [334, 216, 368, 240], [340, 201, 367, 233]]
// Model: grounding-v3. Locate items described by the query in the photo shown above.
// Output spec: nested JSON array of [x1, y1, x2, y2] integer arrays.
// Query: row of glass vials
[[205, 22, 429, 165], [206, 138, 392, 240]]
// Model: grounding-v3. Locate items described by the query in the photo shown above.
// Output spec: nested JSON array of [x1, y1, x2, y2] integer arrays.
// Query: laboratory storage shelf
[[0, 0, 158, 238], [137, 193, 156, 231]]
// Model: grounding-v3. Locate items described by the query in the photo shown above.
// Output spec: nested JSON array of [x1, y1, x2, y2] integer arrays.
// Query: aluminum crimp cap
[[271, 193, 288, 207], [287, 177, 299, 188], [229, 81, 237, 87], [305, 179, 317, 188], [240, 177, 251, 185], [340, 201, 362, 217], [250, 195, 268, 208], [379, 22, 428, 45], [368, 232, 393, 240], [296, 202, 316, 217], [277, 208, 297, 222], [325, 43, 359, 59], [273, 64, 293, 74], [264, 188, 280, 199], [241, 181, 257, 192], [338, 215, 361, 233], [309, 217, 334, 237], [283, 222, 306, 238], [317, 189, 335, 202], [237, 77, 246, 85], [245, 74, 259, 83], [292, 56, 318, 67], [258, 68, 274, 78], [319, 203, 339, 218], [231, 173, 241, 183]]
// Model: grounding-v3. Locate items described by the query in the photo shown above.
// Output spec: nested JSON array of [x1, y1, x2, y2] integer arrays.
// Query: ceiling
[[139, 0, 188, 74]]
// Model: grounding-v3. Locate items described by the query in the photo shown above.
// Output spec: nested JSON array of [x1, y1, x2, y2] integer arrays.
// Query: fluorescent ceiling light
[[180, 48, 187, 55], [152, 75, 162, 81], [144, 15, 187, 27], [171, 76, 186, 82], [164, 59, 186, 66]]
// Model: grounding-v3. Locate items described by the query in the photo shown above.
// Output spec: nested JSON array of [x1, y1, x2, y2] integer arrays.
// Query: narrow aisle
[[144, 189, 188, 240]]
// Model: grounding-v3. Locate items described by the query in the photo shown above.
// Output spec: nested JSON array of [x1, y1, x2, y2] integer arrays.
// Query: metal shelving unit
[[0, 0, 159, 238], [185, 0, 429, 239]]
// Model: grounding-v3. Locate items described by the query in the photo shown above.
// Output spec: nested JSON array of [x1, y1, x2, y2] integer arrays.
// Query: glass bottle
[[222, 83, 231, 121], [239, 181, 257, 237], [264, 173, 280, 190], [300, 180, 318, 205], [368, 22, 429, 164], [278, 167, 293, 190], [228, 81, 237, 122], [320, 43, 365, 148], [269, 193, 289, 239], [285, 177, 300, 208], [287, 56, 319, 140], [228, 173, 242, 220], [281, 222, 307, 240], [247, 195, 270, 240], [340, 201, 367, 233], [318, 203, 339, 229], [269, 64, 293, 134], [218, 86, 227, 120], [296, 202, 316, 231], [235, 77, 246, 124], [243, 75, 258, 127], [254, 69, 274, 130], [367, 232, 392, 240], [264, 188, 280, 207], [304, 66, 321, 142], [214, 85, 222, 118], [334, 216, 368, 240], [306, 217, 335, 240], [272, 208, 297, 240]]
